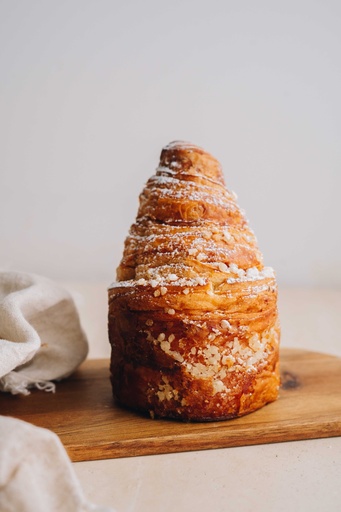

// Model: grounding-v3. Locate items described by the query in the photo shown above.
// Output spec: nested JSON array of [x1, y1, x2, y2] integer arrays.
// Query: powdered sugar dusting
[[147, 171, 236, 209]]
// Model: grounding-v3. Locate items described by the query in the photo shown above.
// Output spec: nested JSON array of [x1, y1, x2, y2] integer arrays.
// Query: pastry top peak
[[159, 140, 225, 186]]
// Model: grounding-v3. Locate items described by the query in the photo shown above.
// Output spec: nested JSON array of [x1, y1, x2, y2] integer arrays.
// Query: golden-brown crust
[[108, 141, 280, 421]]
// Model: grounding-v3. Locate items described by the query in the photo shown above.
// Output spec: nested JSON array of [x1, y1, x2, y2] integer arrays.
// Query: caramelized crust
[[108, 141, 280, 421]]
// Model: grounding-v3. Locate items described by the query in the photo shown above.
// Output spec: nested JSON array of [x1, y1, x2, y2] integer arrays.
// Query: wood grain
[[1, 348, 341, 462]]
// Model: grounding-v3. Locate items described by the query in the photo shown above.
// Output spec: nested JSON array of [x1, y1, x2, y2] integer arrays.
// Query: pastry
[[108, 141, 280, 421]]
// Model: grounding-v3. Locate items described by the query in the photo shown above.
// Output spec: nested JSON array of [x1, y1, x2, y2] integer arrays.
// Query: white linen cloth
[[0, 272, 116, 511], [0, 415, 114, 512], [0, 271, 88, 394]]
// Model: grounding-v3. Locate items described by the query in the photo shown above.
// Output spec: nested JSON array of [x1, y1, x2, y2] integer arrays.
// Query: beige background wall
[[1, 0, 340, 287]]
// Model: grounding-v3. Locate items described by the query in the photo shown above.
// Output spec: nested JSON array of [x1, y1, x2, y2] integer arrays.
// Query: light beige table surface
[[64, 283, 341, 512]]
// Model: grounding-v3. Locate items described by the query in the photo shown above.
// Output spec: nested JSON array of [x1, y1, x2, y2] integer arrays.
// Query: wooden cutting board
[[1, 348, 341, 462]]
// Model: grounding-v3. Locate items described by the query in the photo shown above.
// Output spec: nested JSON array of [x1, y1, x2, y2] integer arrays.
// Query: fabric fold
[[0, 416, 115, 512], [0, 271, 89, 395]]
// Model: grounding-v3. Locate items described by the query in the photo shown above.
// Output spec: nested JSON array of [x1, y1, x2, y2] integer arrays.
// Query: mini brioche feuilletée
[[108, 141, 280, 421]]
